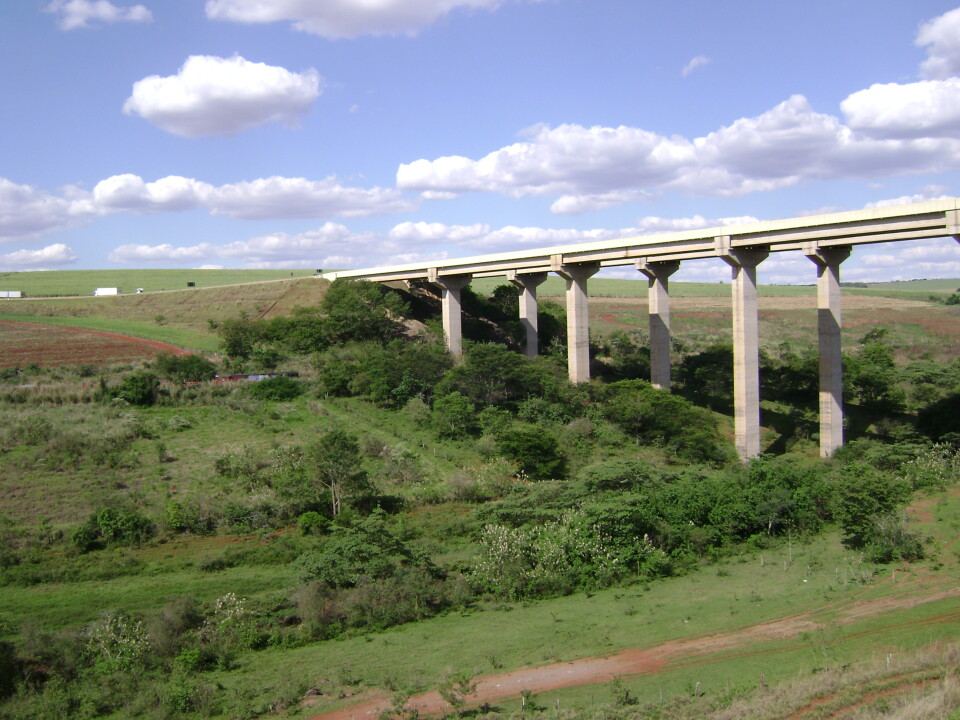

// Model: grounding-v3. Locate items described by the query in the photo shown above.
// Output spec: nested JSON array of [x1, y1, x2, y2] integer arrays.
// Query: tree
[[153, 353, 217, 383], [307, 429, 371, 516], [496, 424, 567, 480], [431, 392, 478, 438], [321, 279, 409, 344], [833, 461, 911, 548]]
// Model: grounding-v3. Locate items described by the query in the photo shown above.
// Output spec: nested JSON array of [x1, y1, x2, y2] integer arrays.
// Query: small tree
[[307, 429, 370, 516], [438, 672, 477, 717]]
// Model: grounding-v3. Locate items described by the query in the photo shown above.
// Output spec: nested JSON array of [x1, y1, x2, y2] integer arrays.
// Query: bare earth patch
[[0, 320, 188, 369], [305, 581, 960, 720]]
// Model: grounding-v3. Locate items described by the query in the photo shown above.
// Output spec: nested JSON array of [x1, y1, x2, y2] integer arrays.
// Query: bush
[[496, 424, 567, 480], [833, 462, 912, 548], [154, 353, 217, 383], [72, 508, 155, 552], [599, 380, 730, 464], [297, 511, 328, 535], [578, 458, 662, 491], [864, 512, 925, 563], [112, 372, 161, 406], [246, 375, 303, 401]]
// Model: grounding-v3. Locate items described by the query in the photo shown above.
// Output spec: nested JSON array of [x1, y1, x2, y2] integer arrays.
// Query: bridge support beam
[[428, 270, 472, 358], [553, 258, 599, 383], [717, 238, 769, 461], [507, 271, 548, 358], [805, 245, 851, 458], [636, 259, 680, 390]]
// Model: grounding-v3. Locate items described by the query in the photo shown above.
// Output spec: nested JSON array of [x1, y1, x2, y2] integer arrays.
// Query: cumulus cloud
[[681, 55, 711, 77], [917, 7, 960, 79], [204, 0, 537, 39], [209, 177, 415, 219], [398, 92, 960, 211], [0, 178, 93, 242], [45, 0, 152, 30], [109, 222, 369, 268], [841, 79, 960, 139], [123, 55, 321, 137], [0, 172, 413, 247], [90, 173, 412, 219], [0, 244, 77, 270]]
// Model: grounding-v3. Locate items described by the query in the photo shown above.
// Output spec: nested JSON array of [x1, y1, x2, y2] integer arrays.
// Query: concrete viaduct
[[323, 199, 960, 461]]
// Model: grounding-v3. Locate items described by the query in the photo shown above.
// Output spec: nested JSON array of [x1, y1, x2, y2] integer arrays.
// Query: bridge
[[324, 199, 960, 461]]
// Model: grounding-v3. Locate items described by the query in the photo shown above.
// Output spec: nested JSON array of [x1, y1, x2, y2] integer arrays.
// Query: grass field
[[1, 270, 959, 719], [0, 268, 318, 297]]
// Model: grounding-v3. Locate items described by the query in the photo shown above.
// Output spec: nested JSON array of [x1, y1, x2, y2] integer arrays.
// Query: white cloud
[[123, 55, 321, 138], [45, 0, 152, 30], [681, 55, 711, 77], [109, 222, 369, 267], [388, 221, 489, 244], [398, 94, 960, 211], [0, 178, 92, 241], [92, 174, 212, 212], [551, 190, 653, 215], [208, 177, 415, 219], [632, 214, 761, 234], [917, 7, 960, 79], [0, 244, 77, 270], [90, 173, 412, 219], [204, 0, 538, 39], [841, 79, 960, 139]]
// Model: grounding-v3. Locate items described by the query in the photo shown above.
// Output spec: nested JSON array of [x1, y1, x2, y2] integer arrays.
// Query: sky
[[3, 0, 960, 285]]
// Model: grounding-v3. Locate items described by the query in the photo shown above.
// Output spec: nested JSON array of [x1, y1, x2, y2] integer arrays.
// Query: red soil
[[0, 320, 188, 369], [306, 584, 960, 720]]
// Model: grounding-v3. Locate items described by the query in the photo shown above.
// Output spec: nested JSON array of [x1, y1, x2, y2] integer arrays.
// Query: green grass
[[0, 312, 219, 351], [210, 503, 960, 718], [0, 269, 317, 298]]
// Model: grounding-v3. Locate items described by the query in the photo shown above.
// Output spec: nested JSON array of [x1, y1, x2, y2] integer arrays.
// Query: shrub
[[246, 375, 303, 401], [72, 508, 155, 552], [154, 353, 217, 383], [578, 458, 662, 491], [599, 379, 730, 464], [864, 512, 925, 563], [833, 462, 912, 548], [113, 372, 161, 406], [297, 511, 328, 535], [432, 392, 478, 438], [496, 424, 567, 480]]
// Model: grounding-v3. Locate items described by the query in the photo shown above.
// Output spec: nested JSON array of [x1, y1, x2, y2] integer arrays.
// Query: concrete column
[[552, 257, 600, 383], [636, 259, 680, 390], [717, 238, 769, 460], [804, 245, 851, 458], [428, 270, 472, 358], [507, 271, 548, 357]]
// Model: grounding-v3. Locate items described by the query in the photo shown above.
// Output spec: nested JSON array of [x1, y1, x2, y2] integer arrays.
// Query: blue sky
[[3, 0, 960, 284]]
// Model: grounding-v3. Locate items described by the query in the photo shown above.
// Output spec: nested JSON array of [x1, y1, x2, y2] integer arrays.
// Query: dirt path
[[306, 582, 960, 720]]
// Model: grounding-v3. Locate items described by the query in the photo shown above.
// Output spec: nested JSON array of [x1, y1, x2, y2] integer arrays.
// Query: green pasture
[[0, 312, 219, 352], [0, 269, 317, 297], [210, 490, 960, 718]]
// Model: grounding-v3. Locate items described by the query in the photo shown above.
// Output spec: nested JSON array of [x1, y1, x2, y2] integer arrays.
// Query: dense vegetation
[[0, 278, 958, 719]]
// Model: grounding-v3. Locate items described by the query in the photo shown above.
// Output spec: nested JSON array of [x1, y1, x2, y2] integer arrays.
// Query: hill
[[0, 272, 958, 719]]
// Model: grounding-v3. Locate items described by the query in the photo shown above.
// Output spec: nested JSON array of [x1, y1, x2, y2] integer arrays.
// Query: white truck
[[0, 290, 23, 298], [93, 287, 121, 296]]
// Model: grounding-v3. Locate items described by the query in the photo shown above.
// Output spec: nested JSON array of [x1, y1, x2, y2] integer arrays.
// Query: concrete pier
[[507, 271, 548, 357], [717, 238, 768, 460], [552, 258, 599, 383], [428, 270, 472, 358], [636, 259, 680, 390], [805, 245, 851, 458]]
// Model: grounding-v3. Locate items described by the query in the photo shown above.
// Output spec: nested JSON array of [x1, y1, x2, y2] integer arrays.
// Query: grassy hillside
[[1, 272, 959, 719], [0, 268, 318, 297]]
